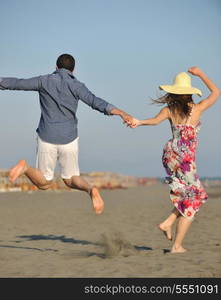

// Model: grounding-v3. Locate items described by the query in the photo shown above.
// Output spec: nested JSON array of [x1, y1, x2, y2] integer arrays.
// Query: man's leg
[[9, 136, 57, 190], [9, 159, 52, 190], [59, 137, 104, 215], [63, 176, 104, 215]]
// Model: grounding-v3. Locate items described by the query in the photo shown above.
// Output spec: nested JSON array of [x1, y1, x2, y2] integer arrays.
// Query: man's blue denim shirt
[[0, 68, 117, 144]]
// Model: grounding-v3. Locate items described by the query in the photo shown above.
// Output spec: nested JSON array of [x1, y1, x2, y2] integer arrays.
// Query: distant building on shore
[[0, 169, 220, 192], [0, 169, 159, 192]]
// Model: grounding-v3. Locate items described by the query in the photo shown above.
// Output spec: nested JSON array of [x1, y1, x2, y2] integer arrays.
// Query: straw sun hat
[[159, 72, 202, 96]]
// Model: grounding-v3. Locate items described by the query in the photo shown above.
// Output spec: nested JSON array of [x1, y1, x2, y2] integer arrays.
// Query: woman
[[130, 67, 220, 253]]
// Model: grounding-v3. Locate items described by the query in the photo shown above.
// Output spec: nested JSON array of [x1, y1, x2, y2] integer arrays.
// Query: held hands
[[128, 118, 141, 128], [113, 109, 140, 128], [123, 115, 141, 128], [121, 112, 134, 125]]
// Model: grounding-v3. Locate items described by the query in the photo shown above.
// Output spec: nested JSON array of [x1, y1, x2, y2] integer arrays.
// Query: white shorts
[[36, 135, 80, 181]]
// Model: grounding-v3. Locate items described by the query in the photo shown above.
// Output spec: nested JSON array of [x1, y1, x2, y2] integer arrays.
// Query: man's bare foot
[[90, 187, 104, 215], [158, 224, 173, 241], [9, 160, 28, 183], [171, 245, 187, 253]]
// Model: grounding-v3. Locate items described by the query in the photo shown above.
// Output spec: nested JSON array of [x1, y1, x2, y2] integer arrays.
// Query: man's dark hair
[[56, 54, 75, 72]]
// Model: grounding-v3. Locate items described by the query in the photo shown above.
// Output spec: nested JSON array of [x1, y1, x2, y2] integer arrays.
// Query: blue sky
[[0, 0, 220, 177]]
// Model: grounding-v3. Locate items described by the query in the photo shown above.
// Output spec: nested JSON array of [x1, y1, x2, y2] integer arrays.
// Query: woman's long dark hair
[[152, 93, 193, 120]]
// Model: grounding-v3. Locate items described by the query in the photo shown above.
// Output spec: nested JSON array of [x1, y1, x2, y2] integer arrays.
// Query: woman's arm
[[130, 107, 169, 128], [188, 66, 220, 112]]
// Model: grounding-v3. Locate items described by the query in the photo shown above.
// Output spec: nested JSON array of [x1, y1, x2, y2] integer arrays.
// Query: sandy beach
[[0, 183, 220, 278]]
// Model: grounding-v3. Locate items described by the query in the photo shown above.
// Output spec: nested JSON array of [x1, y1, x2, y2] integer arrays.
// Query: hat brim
[[159, 85, 202, 97]]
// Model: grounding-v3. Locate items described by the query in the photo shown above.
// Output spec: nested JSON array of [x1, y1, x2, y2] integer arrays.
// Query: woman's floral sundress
[[162, 106, 208, 219]]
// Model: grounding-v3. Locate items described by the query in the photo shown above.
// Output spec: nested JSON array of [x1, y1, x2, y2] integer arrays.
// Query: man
[[0, 54, 133, 214]]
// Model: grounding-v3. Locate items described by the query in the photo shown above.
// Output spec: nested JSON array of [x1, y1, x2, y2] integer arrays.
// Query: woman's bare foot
[[171, 245, 187, 253], [158, 224, 173, 241], [9, 160, 28, 183], [90, 187, 104, 215]]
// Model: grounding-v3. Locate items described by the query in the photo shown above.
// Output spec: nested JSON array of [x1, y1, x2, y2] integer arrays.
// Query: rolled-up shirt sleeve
[[76, 83, 117, 115], [0, 76, 41, 91]]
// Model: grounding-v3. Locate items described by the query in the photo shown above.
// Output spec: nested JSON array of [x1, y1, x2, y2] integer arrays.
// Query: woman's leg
[[158, 208, 180, 240], [171, 216, 192, 253]]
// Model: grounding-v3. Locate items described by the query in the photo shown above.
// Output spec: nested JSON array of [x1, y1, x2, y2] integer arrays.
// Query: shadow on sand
[[15, 234, 153, 258], [0, 244, 58, 252], [17, 234, 98, 246]]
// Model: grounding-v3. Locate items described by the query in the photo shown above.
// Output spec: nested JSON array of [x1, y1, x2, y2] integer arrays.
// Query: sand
[[0, 183, 220, 278]]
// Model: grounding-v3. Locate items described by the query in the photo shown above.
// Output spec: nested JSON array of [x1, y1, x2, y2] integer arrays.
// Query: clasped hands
[[122, 113, 140, 128]]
